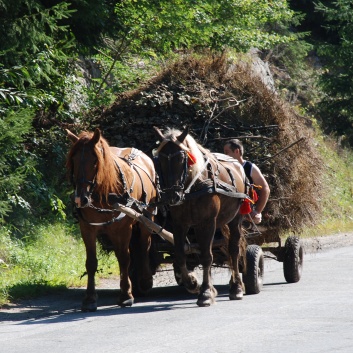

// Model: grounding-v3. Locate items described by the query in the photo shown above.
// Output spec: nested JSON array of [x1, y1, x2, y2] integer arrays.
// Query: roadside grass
[[0, 222, 119, 307], [299, 134, 353, 238]]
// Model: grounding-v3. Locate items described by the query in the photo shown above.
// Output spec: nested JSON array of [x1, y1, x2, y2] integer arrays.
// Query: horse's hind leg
[[194, 222, 218, 307], [130, 224, 153, 295], [227, 214, 245, 300], [110, 223, 134, 307], [81, 230, 98, 312]]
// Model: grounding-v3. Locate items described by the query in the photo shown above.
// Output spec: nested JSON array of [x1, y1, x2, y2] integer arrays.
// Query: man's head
[[224, 139, 244, 157]]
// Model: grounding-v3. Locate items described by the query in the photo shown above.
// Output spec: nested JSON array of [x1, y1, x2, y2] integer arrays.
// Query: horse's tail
[[239, 233, 247, 275]]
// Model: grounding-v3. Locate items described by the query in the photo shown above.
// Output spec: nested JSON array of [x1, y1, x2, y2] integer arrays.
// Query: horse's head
[[66, 128, 102, 208], [153, 126, 196, 206]]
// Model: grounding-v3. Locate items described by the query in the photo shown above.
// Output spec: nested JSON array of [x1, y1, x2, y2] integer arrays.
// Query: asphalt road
[[1, 241, 353, 353]]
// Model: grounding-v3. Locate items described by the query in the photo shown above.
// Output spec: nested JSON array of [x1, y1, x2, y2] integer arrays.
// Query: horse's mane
[[67, 131, 131, 198], [162, 128, 216, 179]]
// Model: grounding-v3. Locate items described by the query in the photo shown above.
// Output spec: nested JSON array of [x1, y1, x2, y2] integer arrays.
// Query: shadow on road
[[1, 276, 288, 325], [0, 282, 253, 324]]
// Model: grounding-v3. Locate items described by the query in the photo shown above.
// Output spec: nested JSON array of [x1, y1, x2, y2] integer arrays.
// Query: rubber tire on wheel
[[283, 235, 303, 283], [243, 244, 264, 295]]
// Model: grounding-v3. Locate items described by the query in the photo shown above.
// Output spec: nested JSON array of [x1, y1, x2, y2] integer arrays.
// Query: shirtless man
[[224, 139, 270, 224]]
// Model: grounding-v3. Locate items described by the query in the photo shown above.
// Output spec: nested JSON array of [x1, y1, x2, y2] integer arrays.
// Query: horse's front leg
[[139, 228, 153, 293], [173, 223, 200, 295], [81, 229, 98, 312], [113, 223, 134, 307], [228, 214, 245, 300], [194, 222, 218, 307]]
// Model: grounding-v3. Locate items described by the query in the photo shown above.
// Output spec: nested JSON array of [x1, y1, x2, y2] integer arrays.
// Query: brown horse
[[66, 128, 157, 311], [154, 126, 247, 306]]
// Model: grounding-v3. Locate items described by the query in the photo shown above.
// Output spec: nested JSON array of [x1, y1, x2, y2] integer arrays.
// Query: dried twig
[[261, 137, 305, 161], [213, 135, 273, 141]]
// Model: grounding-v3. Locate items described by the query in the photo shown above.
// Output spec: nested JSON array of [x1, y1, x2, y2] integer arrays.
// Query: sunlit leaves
[[114, 0, 297, 55]]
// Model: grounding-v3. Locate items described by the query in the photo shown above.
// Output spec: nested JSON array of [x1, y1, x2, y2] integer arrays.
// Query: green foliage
[[0, 1, 77, 228], [0, 109, 70, 230], [114, 0, 297, 55], [0, 109, 35, 222], [0, 1, 75, 72], [63, 0, 120, 49], [83, 0, 300, 107], [315, 0, 353, 146]]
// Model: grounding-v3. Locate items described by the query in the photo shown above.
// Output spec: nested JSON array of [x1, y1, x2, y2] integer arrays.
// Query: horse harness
[[74, 147, 156, 226], [184, 155, 249, 201], [155, 145, 249, 204]]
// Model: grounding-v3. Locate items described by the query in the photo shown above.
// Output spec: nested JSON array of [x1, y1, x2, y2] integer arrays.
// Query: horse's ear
[[66, 129, 78, 144], [153, 126, 165, 141], [92, 128, 101, 145], [177, 126, 189, 143]]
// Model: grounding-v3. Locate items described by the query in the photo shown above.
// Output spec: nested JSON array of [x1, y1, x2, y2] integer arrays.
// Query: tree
[[315, 0, 353, 145], [0, 110, 34, 223], [91, 0, 301, 101], [0, 1, 75, 227], [113, 0, 297, 55]]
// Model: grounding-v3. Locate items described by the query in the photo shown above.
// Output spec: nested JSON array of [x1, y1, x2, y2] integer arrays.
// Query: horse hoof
[[185, 282, 200, 294], [229, 283, 244, 300], [229, 292, 243, 300], [185, 272, 200, 294], [118, 295, 134, 307], [197, 299, 212, 307], [120, 298, 134, 307], [197, 288, 216, 307], [81, 301, 97, 312]]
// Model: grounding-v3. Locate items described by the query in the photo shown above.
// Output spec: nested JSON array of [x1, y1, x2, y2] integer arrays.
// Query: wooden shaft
[[111, 203, 175, 244]]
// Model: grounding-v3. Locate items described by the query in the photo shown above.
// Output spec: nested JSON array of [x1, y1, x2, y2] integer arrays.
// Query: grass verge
[[0, 222, 119, 307], [298, 132, 353, 238]]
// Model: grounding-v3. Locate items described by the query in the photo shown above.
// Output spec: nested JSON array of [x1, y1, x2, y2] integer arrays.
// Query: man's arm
[[250, 164, 270, 214]]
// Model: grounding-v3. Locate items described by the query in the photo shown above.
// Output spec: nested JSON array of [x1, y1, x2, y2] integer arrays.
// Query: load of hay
[[87, 54, 323, 238]]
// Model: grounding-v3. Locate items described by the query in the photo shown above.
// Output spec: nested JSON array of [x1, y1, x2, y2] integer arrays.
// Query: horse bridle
[[72, 144, 97, 207], [156, 149, 189, 204]]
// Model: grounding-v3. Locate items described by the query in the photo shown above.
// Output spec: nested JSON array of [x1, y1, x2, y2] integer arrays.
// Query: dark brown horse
[[66, 128, 157, 311], [154, 126, 247, 306]]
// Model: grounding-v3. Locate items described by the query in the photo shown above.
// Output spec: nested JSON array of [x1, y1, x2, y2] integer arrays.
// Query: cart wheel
[[283, 235, 303, 283], [243, 244, 264, 294]]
